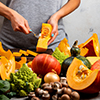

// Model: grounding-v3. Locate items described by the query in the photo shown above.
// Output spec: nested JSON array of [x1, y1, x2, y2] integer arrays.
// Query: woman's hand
[[10, 10, 30, 34], [47, 14, 59, 45], [0, 2, 31, 34]]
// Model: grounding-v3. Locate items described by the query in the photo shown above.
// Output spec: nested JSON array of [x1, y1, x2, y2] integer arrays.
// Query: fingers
[[19, 20, 30, 34], [14, 20, 30, 34], [48, 31, 58, 45]]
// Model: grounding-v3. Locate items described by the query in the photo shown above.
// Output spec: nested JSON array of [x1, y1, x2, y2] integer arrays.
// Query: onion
[[44, 72, 60, 83]]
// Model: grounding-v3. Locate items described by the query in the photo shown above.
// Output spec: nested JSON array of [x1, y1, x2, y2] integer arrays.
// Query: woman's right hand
[[10, 10, 30, 34], [0, 2, 30, 34]]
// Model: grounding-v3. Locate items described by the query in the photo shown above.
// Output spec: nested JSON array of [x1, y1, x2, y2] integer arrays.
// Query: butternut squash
[[36, 23, 52, 52]]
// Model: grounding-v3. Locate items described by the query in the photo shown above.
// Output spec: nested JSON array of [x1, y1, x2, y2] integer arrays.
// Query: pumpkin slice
[[13, 52, 22, 57], [67, 58, 99, 93], [26, 50, 38, 56], [0, 42, 7, 56], [27, 61, 32, 68], [0, 61, 3, 76], [58, 38, 71, 56], [0, 50, 15, 80], [15, 57, 27, 70], [80, 47, 89, 57], [19, 49, 29, 56], [78, 33, 100, 57], [86, 57, 100, 65], [36, 23, 52, 52]]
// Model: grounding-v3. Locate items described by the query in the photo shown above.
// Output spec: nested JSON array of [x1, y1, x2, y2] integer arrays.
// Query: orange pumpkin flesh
[[67, 58, 99, 93], [58, 38, 71, 56], [0, 61, 3, 76], [78, 33, 100, 57], [80, 47, 89, 57], [15, 57, 27, 70], [86, 57, 100, 65], [0, 50, 15, 80], [36, 23, 52, 52], [0, 42, 7, 55]]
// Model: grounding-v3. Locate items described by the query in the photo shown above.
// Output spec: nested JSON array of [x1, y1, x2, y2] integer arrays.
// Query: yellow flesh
[[67, 58, 98, 90]]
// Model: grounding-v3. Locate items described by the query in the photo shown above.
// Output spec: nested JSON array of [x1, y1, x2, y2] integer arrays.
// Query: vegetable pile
[[0, 32, 100, 100], [7, 64, 41, 97]]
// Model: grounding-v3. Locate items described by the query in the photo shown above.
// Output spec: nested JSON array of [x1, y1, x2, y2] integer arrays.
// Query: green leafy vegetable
[[0, 80, 10, 100], [52, 47, 69, 66], [6, 92, 16, 99], [0, 80, 10, 93], [0, 94, 9, 100]]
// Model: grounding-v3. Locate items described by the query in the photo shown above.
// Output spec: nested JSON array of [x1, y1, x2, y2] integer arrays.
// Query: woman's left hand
[[47, 14, 59, 45]]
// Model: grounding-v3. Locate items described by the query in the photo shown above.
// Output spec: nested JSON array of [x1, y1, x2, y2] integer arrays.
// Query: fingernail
[[51, 33, 54, 37], [30, 29, 32, 32]]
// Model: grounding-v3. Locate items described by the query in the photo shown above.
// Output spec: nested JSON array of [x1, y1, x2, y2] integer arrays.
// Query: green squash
[[60, 40, 91, 77]]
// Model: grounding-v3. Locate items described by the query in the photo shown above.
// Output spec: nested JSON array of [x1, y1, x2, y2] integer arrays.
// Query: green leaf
[[6, 92, 17, 99], [0, 94, 9, 100], [0, 80, 10, 93], [0, 83, 4, 89]]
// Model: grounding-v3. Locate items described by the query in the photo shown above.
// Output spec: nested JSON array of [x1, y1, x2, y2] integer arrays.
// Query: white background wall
[[63, 0, 100, 46], [0, 0, 100, 47]]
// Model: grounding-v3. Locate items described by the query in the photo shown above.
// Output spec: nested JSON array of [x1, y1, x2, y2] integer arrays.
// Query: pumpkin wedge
[[36, 23, 52, 52], [0, 50, 15, 80], [0, 61, 3, 76], [78, 33, 100, 57], [80, 47, 89, 57], [15, 57, 27, 70], [67, 58, 99, 93], [86, 57, 100, 65], [58, 38, 71, 56], [0, 42, 7, 56]]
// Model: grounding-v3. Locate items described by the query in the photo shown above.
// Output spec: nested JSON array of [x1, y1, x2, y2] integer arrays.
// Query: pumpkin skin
[[31, 54, 61, 76], [67, 58, 99, 94], [90, 59, 100, 91]]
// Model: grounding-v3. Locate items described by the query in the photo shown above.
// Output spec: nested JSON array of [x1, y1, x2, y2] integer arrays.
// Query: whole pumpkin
[[31, 54, 61, 76]]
